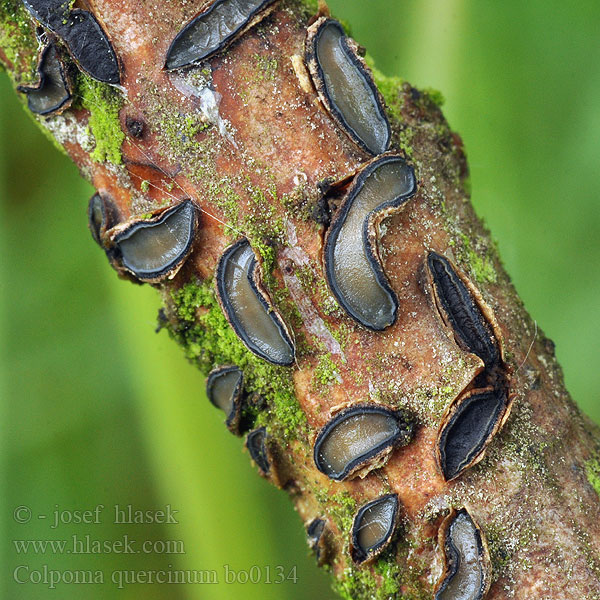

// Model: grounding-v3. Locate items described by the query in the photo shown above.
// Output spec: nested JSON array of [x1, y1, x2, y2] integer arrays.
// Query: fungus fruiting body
[[22, 1, 120, 84], [21, 0, 68, 29], [17, 42, 72, 116], [435, 509, 491, 600], [56, 10, 120, 84], [306, 518, 329, 565], [437, 387, 509, 481], [350, 494, 399, 565], [215, 239, 295, 366], [324, 155, 417, 330], [427, 252, 500, 369], [313, 405, 413, 481], [165, 0, 277, 70], [306, 18, 391, 155], [246, 427, 270, 475], [111, 200, 197, 282], [88, 192, 119, 248], [206, 366, 244, 434]]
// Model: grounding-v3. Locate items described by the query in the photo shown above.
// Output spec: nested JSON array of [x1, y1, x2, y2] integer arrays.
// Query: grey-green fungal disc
[[206, 366, 244, 433], [17, 42, 71, 116], [216, 239, 295, 366], [313, 405, 413, 481], [165, 0, 276, 70], [307, 18, 390, 154], [114, 200, 196, 282], [435, 509, 490, 600], [324, 155, 416, 330], [350, 494, 399, 564]]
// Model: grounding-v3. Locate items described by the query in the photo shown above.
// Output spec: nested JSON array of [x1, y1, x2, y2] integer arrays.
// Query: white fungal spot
[[169, 71, 237, 146], [43, 112, 94, 152]]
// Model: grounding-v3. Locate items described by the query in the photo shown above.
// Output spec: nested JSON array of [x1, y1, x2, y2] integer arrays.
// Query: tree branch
[[2, 0, 600, 597]]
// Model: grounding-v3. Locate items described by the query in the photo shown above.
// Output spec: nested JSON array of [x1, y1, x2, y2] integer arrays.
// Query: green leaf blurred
[[1, 1, 599, 598]]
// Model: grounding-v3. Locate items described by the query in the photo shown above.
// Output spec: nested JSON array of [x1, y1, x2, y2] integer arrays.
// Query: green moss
[[75, 74, 124, 164], [209, 179, 241, 231], [280, 183, 313, 221], [168, 280, 307, 440], [333, 566, 379, 600], [396, 127, 415, 160], [333, 553, 423, 600], [457, 233, 498, 284], [298, 0, 319, 17], [314, 488, 356, 535], [585, 452, 600, 498], [366, 56, 405, 126], [150, 90, 211, 168], [313, 353, 339, 387], [485, 522, 512, 577], [209, 177, 285, 270], [245, 182, 285, 267], [252, 53, 278, 81], [293, 262, 340, 318], [373, 556, 403, 597], [422, 87, 445, 108], [140, 180, 150, 193], [0, 0, 38, 81]]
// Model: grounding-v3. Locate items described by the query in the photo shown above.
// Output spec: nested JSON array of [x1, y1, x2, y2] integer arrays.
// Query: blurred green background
[[1, 1, 599, 598]]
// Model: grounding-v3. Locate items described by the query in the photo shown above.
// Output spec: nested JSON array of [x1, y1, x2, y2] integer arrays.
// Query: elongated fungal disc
[[306, 18, 390, 154], [206, 366, 244, 433], [438, 388, 508, 481], [324, 155, 416, 330], [313, 405, 414, 481], [216, 239, 295, 366], [246, 427, 270, 475], [17, 42, 72, 116], [427, 252, 500, 369], [350, 494, 399, 565], [165, 0, 276, 70], [57, 10, 120, 84], [88, 192, 119, 247], [113, 200, 197, 282], [435, 509, 491, 600], [306, 518, 330, 565], [307, 518, 325, 549], [22, 1, 120, 84]]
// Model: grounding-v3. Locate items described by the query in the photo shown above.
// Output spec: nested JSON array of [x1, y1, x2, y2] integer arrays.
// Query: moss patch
[[0, 0, 38, 81], [455, 233, 498, 284], [252, 53, 278, 82], [157, 108, 209, 159], [422, 87, 445, 108], [314, 489, 356, 535], [168, 280, 307, 441], [485, 521, 512, 577], [75, 73, 124, 164], [208, 177, 285, 269], [313, 353, 339, 387], [297, 0, 319, 18], [367, 57, 405, 126], [585, 452, 600, 498], [333, 554, 422, 600]]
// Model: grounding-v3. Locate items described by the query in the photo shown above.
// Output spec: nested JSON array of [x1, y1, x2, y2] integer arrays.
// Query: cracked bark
[[2, 0, 600, 598]]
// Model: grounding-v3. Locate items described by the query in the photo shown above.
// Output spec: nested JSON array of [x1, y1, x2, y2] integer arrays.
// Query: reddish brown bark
[[2, 0, 600, 597]]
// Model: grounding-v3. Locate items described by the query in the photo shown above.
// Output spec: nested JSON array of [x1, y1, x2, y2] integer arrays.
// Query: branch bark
[[2, 0, 600, 598]]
